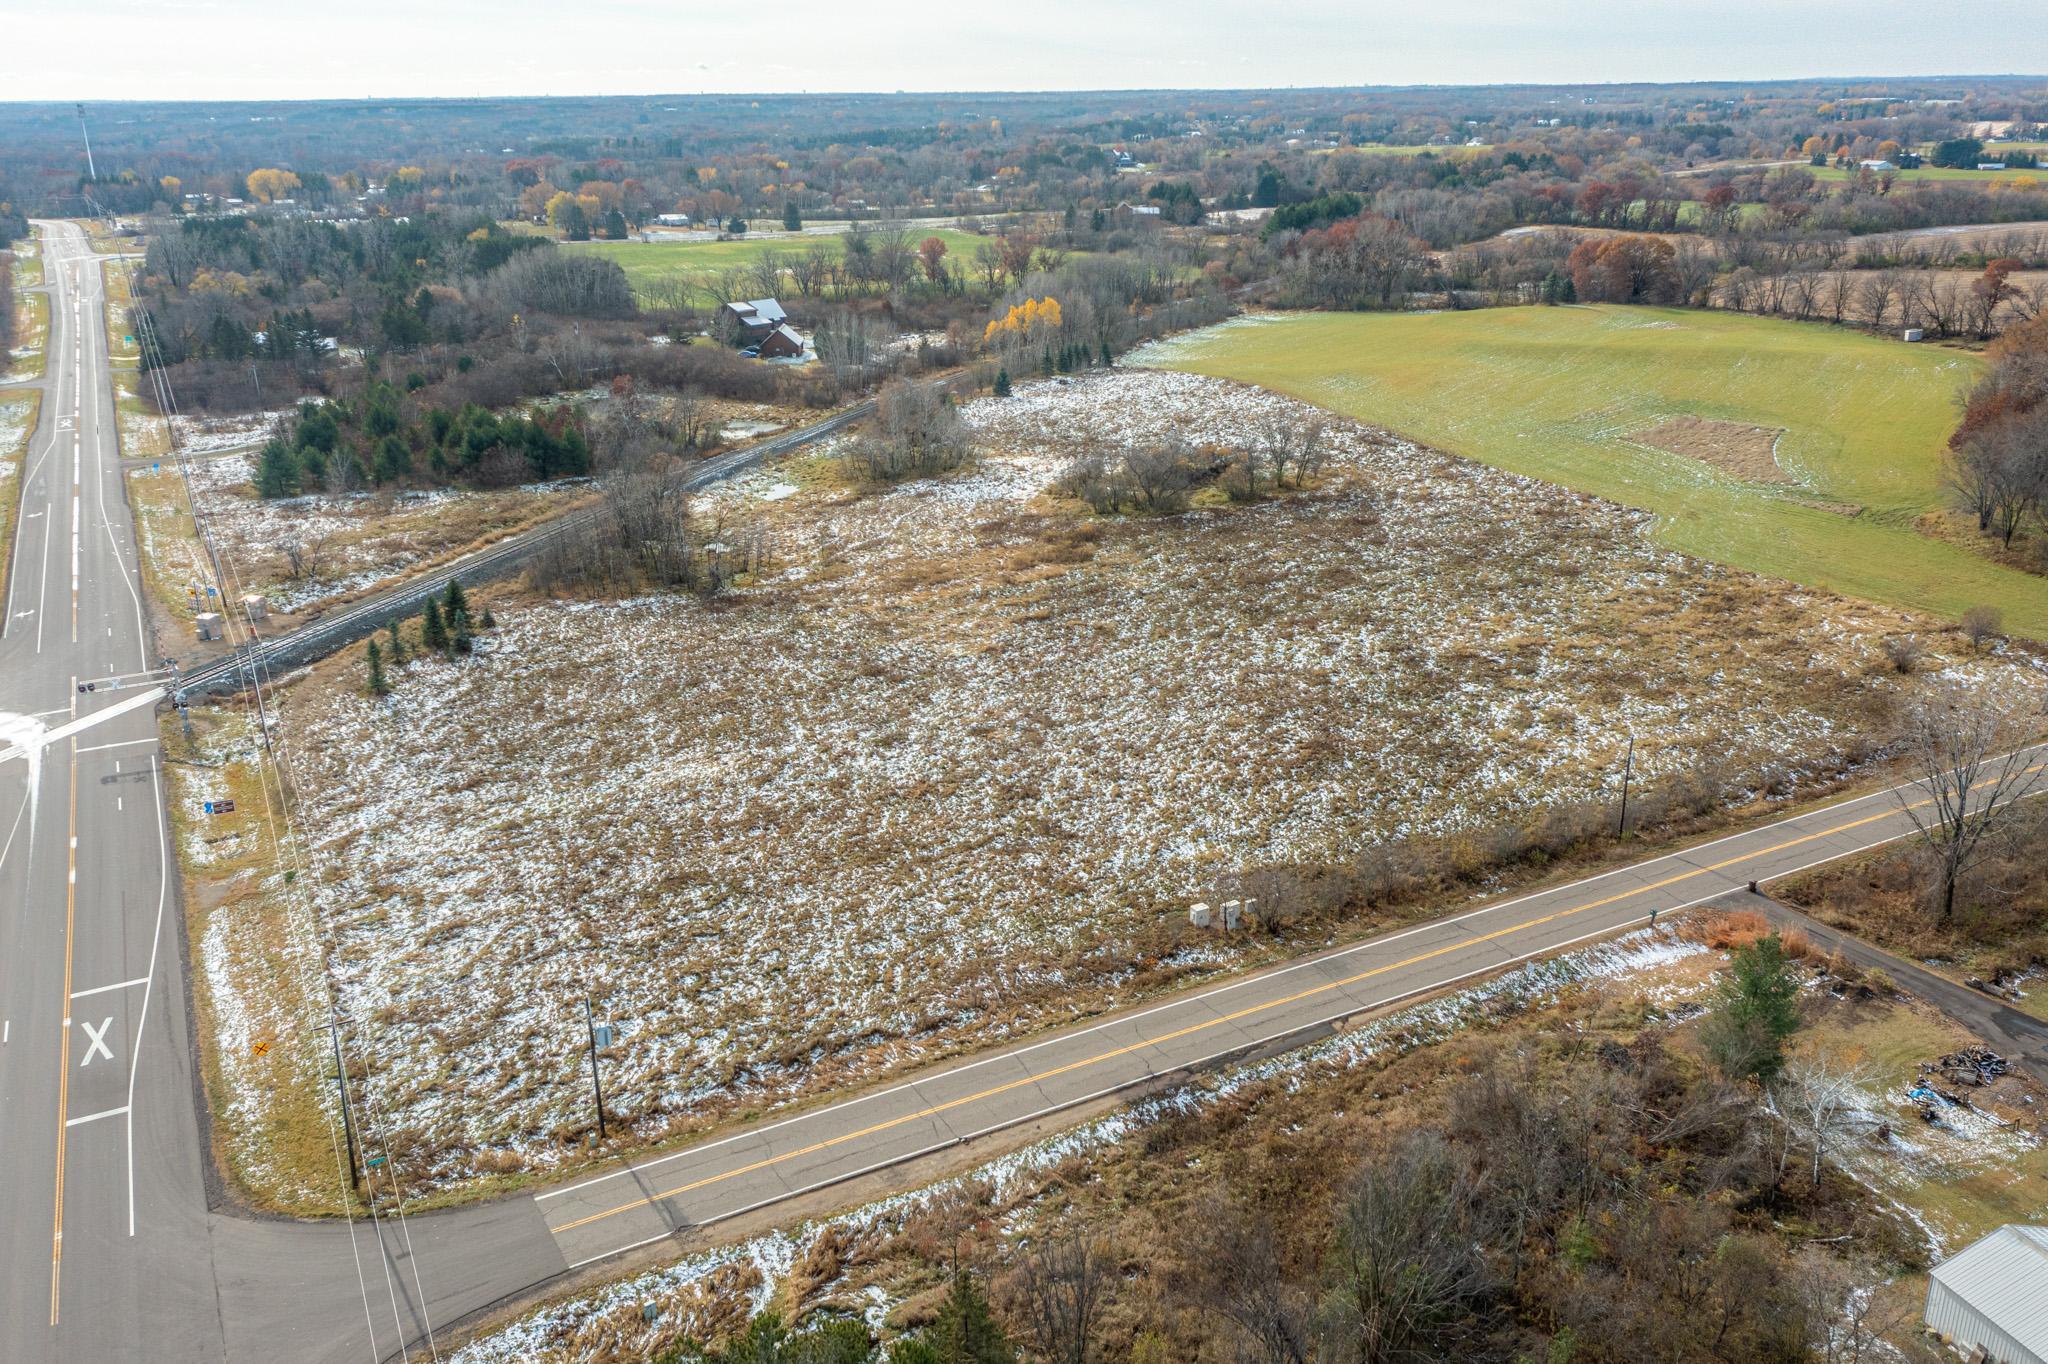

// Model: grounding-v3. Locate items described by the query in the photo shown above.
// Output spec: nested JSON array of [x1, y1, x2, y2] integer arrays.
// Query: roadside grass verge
[[0, 388, 37, 603], [1136, 307, 2048, 636], [8, 235, 44, 289], [100, 257, 141, 365], [5, 288, 48, 383], [162, 704, 356, 1216], [111, 365, 170, 459], [125, 463, 210, 622]]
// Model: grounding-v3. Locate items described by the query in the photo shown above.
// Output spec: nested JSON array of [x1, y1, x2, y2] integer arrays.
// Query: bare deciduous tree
[[278, 527, 334, 583], [1316, 1131, 1491, 1364], [1013, 1234, 1107, 1364], [1769, 1051, 1876, 1189], [1181, 1198, 1313, 1364], [1896, 685, 2045, 923]]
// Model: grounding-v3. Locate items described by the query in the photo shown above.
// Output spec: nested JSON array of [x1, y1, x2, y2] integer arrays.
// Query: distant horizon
[[5, 73, 2048, 110], [17, 0, 2048, 103]]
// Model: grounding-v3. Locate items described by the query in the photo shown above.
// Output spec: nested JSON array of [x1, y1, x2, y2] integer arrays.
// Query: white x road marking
[[80, 1017, 114, 1066]]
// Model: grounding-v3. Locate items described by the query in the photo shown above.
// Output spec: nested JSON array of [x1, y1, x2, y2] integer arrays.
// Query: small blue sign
[[203, 801, 214, 814], [205, 586, 216, 596]]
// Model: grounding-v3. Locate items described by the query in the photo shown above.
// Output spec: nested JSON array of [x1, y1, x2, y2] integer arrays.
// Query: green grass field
[[1311, 143, 1464, 157], [1809, 163, 2045, 185], [1141, 306, 2048, 637], [564, 227, 990, 304]]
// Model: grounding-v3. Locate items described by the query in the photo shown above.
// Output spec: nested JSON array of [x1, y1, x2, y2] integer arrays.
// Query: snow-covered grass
[[0, 389, 34, 600], [170, 406, 296, 456], [162, 707, 350, 1214], [234, 369, 2048, 1197], [449, 926, 1717, 1362], [174, 449, 591, 615], [1783, 1003, 2048, 1260]]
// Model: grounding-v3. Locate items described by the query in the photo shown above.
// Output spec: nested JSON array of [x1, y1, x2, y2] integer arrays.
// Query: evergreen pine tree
[[782, 200, 802, 232], [373, 434, 412, 484], [443, 580, 473, 652], [1099, 341, 1113, 367], [992, 368, 1011, 397], [479, 606, 496, 629], [255, 439, 301, 498], [365, 640, 389, 696], [386, 618, 407, 663], [1702, 933, 1803, 1083], [921, 1271, 1015, 1364], [421, 597, 448, 653], [1040, 346, 1055, 377]]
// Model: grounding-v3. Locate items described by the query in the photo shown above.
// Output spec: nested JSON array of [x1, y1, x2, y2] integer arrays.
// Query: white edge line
[[69, 976, 150, 1000], [125, 755, 170, 1238], [65, 1105, 129, 1128], [559, 887, 1742, 1268], [550, 798, 2000, 1263], [73, 737, 159, 755], [535, 750, 2021, 1206]]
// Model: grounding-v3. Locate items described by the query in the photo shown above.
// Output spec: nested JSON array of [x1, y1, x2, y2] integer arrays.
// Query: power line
[[81, 196, 431, 1359]]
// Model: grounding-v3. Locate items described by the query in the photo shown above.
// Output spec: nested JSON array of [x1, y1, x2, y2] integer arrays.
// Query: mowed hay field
[[563, 228, 988, 304], [1138, 307, 2048, 637]]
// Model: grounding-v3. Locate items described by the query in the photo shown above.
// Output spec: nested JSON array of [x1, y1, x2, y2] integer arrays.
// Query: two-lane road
[[526, 745, 2047, 1269]]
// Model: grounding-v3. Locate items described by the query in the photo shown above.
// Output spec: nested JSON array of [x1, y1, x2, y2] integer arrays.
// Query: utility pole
[[76, 103, 97, 182], [584, 996, 608, 1141], [1616, 734, 1635, 838], [330, 1009, 361, 1190]]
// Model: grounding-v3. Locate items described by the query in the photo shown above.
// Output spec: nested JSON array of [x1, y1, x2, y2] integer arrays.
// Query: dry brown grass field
[[199, 370, 2048, 1197]]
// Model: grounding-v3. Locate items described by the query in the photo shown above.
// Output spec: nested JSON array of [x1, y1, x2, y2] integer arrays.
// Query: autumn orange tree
[[1566, 234, 1681, 305]]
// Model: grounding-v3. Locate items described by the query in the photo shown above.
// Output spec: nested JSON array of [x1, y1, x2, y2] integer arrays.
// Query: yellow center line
[[549, 762, 2044, 1240]]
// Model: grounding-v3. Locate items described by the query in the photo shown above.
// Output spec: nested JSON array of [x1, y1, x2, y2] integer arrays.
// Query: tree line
[[255, 384, 590, 497], [1949, 313, 2048, 563]]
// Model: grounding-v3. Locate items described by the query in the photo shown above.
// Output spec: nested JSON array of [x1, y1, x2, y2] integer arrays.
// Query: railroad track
[[176, 399, 874, 698]]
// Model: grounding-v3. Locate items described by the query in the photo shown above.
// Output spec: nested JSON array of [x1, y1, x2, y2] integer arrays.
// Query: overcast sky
[[12, 0, 2045, 101]]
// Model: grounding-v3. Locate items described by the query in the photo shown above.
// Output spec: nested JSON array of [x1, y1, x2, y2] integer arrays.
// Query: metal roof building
[[1925, 1225, 2048, 1364]]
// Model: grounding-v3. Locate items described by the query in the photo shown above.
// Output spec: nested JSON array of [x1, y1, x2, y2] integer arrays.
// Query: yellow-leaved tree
[[245, 168, 301, 203], [983, 296, 1063, 348]]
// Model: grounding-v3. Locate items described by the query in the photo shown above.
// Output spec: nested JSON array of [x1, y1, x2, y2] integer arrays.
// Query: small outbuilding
[[195, 612, 226, 642], [754, 323, 806, 359], [1923, 1224, 2048, 1364]]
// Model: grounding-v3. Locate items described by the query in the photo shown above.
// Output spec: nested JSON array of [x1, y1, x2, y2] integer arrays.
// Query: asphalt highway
[[5, 220, 2043, 1363], [0, 219, 224, 1360]]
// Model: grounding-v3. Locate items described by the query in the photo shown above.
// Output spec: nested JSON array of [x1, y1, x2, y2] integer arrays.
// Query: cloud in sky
[[14, 0, 2039, 100]]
